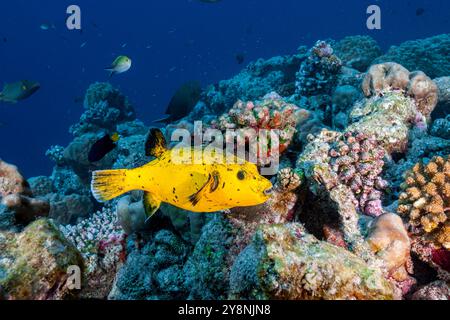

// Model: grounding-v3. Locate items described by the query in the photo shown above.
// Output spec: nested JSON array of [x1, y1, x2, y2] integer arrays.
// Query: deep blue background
[[0, 0, 448, 178]]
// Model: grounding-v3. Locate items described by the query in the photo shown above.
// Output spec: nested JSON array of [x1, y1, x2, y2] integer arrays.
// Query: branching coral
[[60, 207, 126, 273], [211, 92, 306, 164], [296, 40, 343, 96], [397, 155, 450, 250], [329, 132, 388, 217]]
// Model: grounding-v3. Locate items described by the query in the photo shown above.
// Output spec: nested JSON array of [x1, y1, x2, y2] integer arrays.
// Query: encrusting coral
[[397, 155, 450, 250], [362, 62, 438, 119]]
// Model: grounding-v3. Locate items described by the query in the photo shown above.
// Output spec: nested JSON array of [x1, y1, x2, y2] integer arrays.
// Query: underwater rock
[[228, 167, 302, 259], [70, 82, 135, 137], [411, 280, 450, 300], [159, 203, 209, 245], [29, 166, 94, 225], [295, 40, 343, 97], [203, 50, 307, 113], [374, 34, 450, 79], [183, 216, 234, 299], [0, 219, 84, 300], [432, 77, 450, 119], [0, 160, 49, 229], [431, 115, 450, 140], [116, 194, 146, 235], [230, 223, 395, 300], [367, 213, 413, 285], [331, 85, 362, 129], [110, 230, 188, 300], [333, 35, 382, 72], [348, 91, 422, 154]]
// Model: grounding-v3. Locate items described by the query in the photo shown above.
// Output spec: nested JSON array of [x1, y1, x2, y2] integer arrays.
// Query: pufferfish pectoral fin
[[145, 128, 167, 158], [188, 171, 220, 207], [143, 192, 161, 221]]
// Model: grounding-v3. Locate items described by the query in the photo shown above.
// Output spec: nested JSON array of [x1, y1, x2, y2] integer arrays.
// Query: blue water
[[0, 0, 448, 178]]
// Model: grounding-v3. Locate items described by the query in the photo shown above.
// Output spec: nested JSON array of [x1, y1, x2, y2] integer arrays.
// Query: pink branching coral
[[211, 92, 307, 164], [328, 131, 388, 217], [60, 207, 126, 273]]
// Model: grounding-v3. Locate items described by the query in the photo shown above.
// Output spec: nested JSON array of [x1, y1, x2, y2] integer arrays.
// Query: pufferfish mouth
[[263, 187, 274, 196]]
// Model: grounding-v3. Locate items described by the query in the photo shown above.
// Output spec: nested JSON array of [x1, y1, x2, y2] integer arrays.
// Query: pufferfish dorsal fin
[[145, 128, 167, 157], [188, 171, 220, 207], [143, 192, 161, 221]]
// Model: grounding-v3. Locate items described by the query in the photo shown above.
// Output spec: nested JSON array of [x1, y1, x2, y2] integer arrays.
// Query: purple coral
[[329, 132, 388, 217]]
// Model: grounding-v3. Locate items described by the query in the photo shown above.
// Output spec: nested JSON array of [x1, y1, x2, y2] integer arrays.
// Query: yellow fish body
[[91, 129, 273, 217]]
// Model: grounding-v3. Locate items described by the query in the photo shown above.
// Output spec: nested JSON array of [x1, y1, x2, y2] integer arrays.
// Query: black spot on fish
[[190, 173, 193, 177], [222, 182, 226, 188], [237, 189, 240, 192], [173, 187, 176, 194]]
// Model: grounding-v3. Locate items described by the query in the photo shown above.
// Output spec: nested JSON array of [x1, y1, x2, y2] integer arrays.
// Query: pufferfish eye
[[237, 170, 246, 180]]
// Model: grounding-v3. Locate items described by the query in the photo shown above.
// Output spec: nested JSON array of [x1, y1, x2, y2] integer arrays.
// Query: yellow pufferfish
[[91, 128, 273, 218]]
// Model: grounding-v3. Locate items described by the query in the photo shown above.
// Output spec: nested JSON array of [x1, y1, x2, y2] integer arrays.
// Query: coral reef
[[203, 50, 307, 113], [397, 156, 450, 250], [296, 41, 343, 96], [374, 34, 450, 79], [0, 219, 84, 300], [333, 35, 382, 72], [5, 31, 449, 300]]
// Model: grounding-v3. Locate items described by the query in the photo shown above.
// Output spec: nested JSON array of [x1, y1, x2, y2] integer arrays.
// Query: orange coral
[[398, 155, 450, 249]]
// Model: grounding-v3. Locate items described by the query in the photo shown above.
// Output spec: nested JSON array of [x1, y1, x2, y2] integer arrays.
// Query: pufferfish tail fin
[[91, 169, 132, 202]]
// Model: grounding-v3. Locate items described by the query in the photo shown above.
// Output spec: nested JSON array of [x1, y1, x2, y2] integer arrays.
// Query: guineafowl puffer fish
[[91, 128, 273, 217], [105, 55, 132, 77]]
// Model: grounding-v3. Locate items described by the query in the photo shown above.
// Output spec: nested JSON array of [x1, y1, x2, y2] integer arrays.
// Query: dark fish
[[235, 53, 245, 65], [155, 81, 202, 123], [416, 8, 425, 16], [0, 80, 40, 103], [88, 133, 120, 162], [73, 96, 83, 104]]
